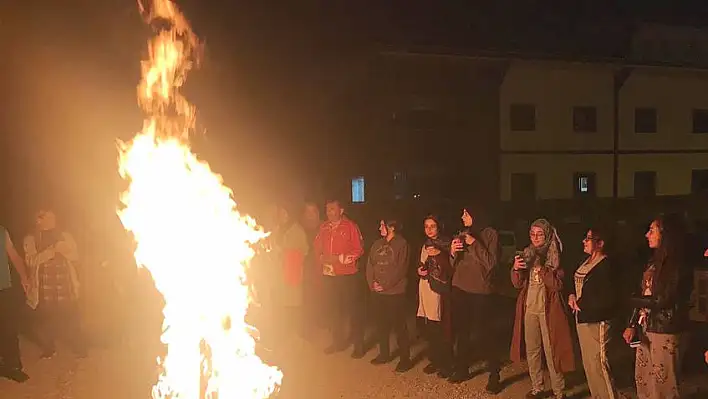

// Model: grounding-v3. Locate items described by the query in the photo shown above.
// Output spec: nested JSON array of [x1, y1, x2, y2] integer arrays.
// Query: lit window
[[573, 172, 596, 197], [351, 176, 365, 203]]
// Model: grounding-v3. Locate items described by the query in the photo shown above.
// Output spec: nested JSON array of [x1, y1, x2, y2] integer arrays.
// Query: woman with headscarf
[[417, 215, 453, 378], [622, 214, 693, 399], [510, 219, 574, 399]]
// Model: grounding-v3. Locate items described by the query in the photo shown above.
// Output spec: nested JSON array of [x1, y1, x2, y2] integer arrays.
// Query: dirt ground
[[2, 327, 707, 399]]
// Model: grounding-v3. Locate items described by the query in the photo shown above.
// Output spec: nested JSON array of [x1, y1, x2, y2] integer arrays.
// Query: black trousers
[[37, 302, 86, 354], [421, 318, 452, 369], [371, 293, 409, 359], [0, 289, 22, 370], [324, 274, 364, 347], [451, 287, 501, 374]]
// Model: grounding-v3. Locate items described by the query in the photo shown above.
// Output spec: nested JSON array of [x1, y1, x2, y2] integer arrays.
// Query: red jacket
[[313, 217, 364, 276]]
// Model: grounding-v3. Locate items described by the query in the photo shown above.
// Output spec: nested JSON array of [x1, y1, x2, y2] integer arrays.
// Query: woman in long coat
[[510, 218, 574, 399]]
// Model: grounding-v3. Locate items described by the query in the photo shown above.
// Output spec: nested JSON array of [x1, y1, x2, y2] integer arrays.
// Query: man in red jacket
[[313, 199, 365, 357]]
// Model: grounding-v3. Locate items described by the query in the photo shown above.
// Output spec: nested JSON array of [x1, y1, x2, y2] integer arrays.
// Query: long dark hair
[[650, 213, 686, 297], [423, 214, 450, 250]]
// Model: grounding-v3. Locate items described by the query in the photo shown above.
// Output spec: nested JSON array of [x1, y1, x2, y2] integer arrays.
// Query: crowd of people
[[1, 199, 707, 399], [257, 199, 708, 399]]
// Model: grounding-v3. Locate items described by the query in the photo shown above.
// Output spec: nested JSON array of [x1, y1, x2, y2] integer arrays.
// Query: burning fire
[[117, 0, 283, 398]]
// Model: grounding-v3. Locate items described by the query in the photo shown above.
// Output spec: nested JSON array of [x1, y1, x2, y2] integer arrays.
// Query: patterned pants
[[635, 332, 681, 399]]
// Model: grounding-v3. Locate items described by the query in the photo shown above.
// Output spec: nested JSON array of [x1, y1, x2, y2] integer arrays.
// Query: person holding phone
[[417, 215, 453, 378], [622, 214, 692, 399], [510, 219, 574, 399], [448, 208, 502, 393]]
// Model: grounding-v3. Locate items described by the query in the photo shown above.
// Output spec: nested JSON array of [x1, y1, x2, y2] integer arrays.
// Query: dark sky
[[2, 0, 708, 233]]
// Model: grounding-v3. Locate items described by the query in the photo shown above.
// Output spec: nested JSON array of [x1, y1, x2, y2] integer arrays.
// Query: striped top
[[574, 254, 606, 299]]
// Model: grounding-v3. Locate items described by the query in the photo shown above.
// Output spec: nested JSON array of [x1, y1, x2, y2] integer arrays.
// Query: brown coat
[[509, 265, 575, 373]]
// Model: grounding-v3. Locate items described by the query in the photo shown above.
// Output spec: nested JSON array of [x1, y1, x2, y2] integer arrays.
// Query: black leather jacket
[[627, 264, 693, 334]]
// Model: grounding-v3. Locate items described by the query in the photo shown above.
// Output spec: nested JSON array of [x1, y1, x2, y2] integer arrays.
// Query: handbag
[[425, 260, 451, 294]]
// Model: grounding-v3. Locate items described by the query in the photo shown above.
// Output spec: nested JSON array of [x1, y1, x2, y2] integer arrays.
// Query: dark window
[[510, 173, 536, 201], [573, 106, 597, 133], [634, 108, 657, 133], [691, 169, 708, 194], [692, 109, 708, 133], [509, 104, 536, 131], [573, 172, 596, 197], [634, 171, 657, 197]]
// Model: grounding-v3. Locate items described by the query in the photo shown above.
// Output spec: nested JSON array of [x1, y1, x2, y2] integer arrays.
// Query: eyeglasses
[[529, 233, 545, 239]]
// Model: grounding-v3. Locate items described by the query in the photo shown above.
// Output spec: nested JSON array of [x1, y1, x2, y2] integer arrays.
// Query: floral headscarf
[[523, 218, 563, 270]]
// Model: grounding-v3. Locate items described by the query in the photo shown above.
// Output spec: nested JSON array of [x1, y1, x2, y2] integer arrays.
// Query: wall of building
[[500, 60, 616, 152], [500, 60, 708, 201], [617, 153, 708, 197], [619, 67, 708, 150], [500, 154, 614, 200]]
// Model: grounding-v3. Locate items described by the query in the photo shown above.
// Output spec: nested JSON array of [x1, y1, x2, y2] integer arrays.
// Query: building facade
[[500, 24, 708, 201]]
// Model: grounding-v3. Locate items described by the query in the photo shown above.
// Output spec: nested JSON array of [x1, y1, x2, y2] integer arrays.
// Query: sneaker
[[323, 342, 348, 355], [395, 359, 413, 373], [485, 373, 502, 394], [5, 369, 29, 383], [370, 354, 391, 365], [525, 390, 545, 399], [422, 363, 438, 374]]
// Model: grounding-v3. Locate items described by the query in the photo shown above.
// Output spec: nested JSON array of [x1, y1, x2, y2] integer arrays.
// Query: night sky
[[2, 0, 708, 235]]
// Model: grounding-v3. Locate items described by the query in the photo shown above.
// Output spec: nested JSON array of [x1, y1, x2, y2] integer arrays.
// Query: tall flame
[[117, 0, 282, 398]]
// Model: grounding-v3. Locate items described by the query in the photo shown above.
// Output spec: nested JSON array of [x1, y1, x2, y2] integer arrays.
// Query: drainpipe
[[613, 67, 633, 209]]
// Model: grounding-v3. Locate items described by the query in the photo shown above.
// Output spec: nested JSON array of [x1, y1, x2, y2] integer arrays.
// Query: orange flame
[[117, 0, 282, 397]]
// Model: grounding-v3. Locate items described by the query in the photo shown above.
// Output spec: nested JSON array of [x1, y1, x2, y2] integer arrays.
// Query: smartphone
[[515, 251, 528, 268]]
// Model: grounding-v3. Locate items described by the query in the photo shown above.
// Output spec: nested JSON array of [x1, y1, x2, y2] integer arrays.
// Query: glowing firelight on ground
[[117, 0, 283, 397]]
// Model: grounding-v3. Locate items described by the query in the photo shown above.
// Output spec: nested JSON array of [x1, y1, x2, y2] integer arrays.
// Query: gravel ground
[[2, 293, 706, 399], [3, 329, 706, 399]]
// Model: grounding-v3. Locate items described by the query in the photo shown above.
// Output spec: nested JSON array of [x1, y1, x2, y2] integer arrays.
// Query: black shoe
[[448, 369, 471, 384], [323, 342, 348, 355], [395, 358, 413, 373], [370, 354, 391, 365], [485, 373, 502, 394], [350, 347, 365, 359], [525, 390, 545, 399], [422, 363, 438, 374], [437, 367, 453, 379], [5, 369, 29, 383]]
